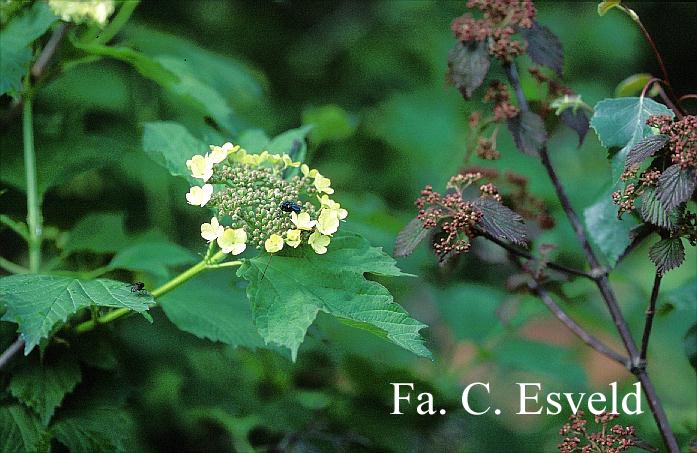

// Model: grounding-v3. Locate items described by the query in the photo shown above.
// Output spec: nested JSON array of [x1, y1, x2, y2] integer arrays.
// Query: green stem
[[73, 251, 234, 334], [93, 0, 140, 45], [22, 78, 42, 273], [0, 256, 30, 274]]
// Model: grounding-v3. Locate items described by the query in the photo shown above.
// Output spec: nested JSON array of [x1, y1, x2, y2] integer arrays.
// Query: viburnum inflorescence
[[185, 143, 347, 256], [558, 411, 640, 453]]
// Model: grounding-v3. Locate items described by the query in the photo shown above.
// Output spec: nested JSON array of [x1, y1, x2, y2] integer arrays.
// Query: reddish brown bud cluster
[[415, 185, 483, 261], [459, 167, 554, 229], [612, 184, 637, 216], [484, 81, 519, 121], [558, 411, 637, 453], [416, 184, 482, 262], [451, 0, 536, 62], [479, 182, 502, 201], [647, 114, 697, 169], [476, 137, 501, 160]]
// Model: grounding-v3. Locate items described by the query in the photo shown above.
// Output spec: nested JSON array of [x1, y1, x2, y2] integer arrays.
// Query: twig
[[640, 273, 661, 362], [1, 24, 68, 128], [623, 5, 684, 117], [481, 233, 593, 280], [0, 338, 24, 371], [507, 255, 627, 366], [31, 24, 67, 78]]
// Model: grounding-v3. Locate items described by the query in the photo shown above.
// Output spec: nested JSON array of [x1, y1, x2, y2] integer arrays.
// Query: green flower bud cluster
[[209, 164, 318, 249]]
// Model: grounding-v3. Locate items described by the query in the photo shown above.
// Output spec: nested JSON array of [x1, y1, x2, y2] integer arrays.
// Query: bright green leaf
[[238, 232, 429, 360], [584, 192, 638, 267], [590, 97, 673, 181], [142, 121, 208, 181], [0, 405, 50, 453], [159, 272, 264, 349], [108, 241, 199, 280], [302, 104, 355, 145], [237, 129, 270, 153], [597, 1, 621, 16], [63, 213, 130, 255], [0, 2, 57, 96], [614, 73, 652, 97], [0, 275, 154, 353], [9, 351, 81, 425], [52, 405, 137, 453], [0, 134, 128, 195], [267, 125, 313, 179]]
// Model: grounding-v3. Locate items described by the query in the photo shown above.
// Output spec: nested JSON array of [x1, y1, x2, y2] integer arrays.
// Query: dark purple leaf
[[520, 21, 563, 76], [446, 41, 490, 99], [639, 188, 678, 230], [507, 111, 547, 156], [394, 217, 429, 257], [472, 198, 527, 245], [649, 237, 685, 275], [560, 109, 589, 146], [656, 165, 697, 210], [625, 134, 668, 169]]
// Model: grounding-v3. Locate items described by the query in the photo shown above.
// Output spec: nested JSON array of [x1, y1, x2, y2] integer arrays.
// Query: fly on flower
[[279, 200, 302, 213], [184, 141, 348, 259]]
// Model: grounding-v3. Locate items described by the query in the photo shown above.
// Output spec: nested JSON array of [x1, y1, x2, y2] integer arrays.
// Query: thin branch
[[635, 368, 680, 453], [0, 338, 24, 371], [481, 233, 593, 280], [527, 277, 628, 366], [31, 24, 67, 78], [640, 273, 662, 361], [506, 255, 626, 365], [1, 24, 69, 128]]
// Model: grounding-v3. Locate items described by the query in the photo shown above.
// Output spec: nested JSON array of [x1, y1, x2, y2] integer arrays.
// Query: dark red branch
[[640, 273, 662, 362]]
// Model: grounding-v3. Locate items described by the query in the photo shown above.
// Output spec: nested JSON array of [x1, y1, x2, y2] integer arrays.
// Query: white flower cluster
[[185, 142, 347, 256]]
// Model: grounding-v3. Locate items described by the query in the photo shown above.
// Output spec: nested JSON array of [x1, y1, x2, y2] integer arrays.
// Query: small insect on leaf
[[129, 281, 145, 293]]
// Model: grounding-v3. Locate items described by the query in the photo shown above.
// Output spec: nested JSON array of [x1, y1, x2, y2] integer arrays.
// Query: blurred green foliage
[[1, 1, 695, 451]]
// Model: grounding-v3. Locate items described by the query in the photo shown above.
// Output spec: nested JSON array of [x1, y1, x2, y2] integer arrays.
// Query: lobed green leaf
[[648, 237, 685, 276], [142, 121, 208, 181], [238, 232, 429, 360], [0, 405, 50, 453], [0, 275, 153, 353], [9, 351, 81, 425], [0, 2, 57, 96], [52, 405, 137, 453], [159, 272, 264, 350]]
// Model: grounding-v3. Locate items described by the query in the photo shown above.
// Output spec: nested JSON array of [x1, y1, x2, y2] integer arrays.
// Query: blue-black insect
[[279, 200, 302, 213]]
